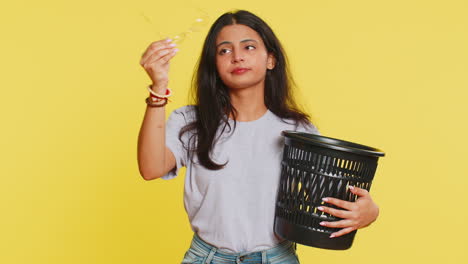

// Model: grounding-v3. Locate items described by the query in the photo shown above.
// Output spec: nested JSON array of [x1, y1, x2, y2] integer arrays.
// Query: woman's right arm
[[137, 104, 177, 180], [137, 38, 179, 180]]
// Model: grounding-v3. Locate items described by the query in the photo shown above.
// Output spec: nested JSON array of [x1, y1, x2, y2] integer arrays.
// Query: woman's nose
[[231, 50, 244, 63]]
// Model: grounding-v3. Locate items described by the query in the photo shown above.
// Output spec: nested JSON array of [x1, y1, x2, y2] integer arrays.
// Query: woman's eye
[[219, 49, 231, 55], [218, 46, 254, 55]]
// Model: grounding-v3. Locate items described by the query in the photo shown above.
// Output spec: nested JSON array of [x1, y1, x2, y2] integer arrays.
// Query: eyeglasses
[[141, 9, 210, 45]]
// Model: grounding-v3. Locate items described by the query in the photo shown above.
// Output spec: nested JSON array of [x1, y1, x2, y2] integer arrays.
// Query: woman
[[137, 9, 379, 264]]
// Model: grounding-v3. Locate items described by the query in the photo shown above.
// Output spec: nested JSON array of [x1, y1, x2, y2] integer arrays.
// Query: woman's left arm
[[317, 185, 380, 238]]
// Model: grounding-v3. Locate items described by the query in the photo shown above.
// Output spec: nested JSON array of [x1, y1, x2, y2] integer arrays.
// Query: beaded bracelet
[[145, 96, 168, 107]]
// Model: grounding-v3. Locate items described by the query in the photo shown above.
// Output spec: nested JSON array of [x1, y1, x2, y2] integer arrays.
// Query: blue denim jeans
[[181, 233, 300, 264]]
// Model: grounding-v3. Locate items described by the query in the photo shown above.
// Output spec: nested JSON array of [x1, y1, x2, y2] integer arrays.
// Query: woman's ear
[[267, 53, 276, 70]]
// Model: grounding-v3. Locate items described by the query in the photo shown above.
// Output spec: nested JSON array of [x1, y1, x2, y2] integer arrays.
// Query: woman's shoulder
[[269, 111, 320, 135], [172, 104, 196, 114], [169, 105, 197, 123], [296, 120, 320, 135]]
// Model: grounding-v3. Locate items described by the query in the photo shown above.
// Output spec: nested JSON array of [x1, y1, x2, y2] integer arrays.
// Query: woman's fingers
[[317, 206, 354, 219], [159, 48, 178, 64], [141, 44, 177, 66], [140, 38, 176, 65], [329, 227, 356, 238], [140, 39, 166, 64], [145, 47, 178, 66], [349, 185, 369, 197], [319, 219, 354, 228], [322, 197, 356, 211]]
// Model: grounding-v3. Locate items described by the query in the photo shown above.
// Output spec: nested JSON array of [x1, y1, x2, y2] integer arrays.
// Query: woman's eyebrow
[[216, 39, 258, 47]]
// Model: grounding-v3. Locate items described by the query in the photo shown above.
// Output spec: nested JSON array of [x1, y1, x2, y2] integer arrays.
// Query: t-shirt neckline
[[227, 109, 271, 124]]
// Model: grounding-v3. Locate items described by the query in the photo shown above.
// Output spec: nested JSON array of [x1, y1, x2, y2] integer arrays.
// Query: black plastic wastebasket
[[274, 131, 385, 250]]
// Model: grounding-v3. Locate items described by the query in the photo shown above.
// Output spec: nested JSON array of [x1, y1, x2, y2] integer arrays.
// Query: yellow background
[[1, 0, 467, 263]]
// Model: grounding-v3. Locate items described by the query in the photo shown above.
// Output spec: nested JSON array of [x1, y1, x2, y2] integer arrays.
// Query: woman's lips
[[231, 68, 250, 75]]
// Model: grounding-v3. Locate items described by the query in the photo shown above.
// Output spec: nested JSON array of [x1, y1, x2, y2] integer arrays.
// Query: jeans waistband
[[190, 233, 297, 262]]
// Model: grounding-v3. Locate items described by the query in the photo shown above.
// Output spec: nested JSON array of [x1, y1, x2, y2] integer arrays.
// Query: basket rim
[[282, 131, 385, 157]]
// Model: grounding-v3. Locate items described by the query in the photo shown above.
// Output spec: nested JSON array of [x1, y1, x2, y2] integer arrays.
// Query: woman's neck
[[228, 85, 267, 122]]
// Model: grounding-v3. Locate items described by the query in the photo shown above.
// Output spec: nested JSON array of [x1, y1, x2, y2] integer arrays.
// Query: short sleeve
[[296, 121, 321, 136], [160, 106, 193, 180]]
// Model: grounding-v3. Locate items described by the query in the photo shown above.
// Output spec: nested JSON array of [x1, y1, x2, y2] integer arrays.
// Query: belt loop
[[261, 250, 267, 264], [204, 247, 217, 264]]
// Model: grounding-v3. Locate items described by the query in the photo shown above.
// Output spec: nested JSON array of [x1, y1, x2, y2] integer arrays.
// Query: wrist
[[150, 84, 167, 94]]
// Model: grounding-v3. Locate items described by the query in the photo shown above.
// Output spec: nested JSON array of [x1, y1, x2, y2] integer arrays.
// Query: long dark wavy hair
[[179, 9, 314, 170]]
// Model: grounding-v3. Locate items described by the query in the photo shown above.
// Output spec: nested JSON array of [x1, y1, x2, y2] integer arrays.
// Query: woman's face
[[215, 24, 275, 90]]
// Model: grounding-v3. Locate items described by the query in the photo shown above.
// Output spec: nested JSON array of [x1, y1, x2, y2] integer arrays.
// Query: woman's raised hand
[[140, 38, 179, 92]]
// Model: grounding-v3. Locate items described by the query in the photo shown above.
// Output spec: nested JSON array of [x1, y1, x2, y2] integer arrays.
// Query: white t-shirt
[[162, 105, 320, 253]]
